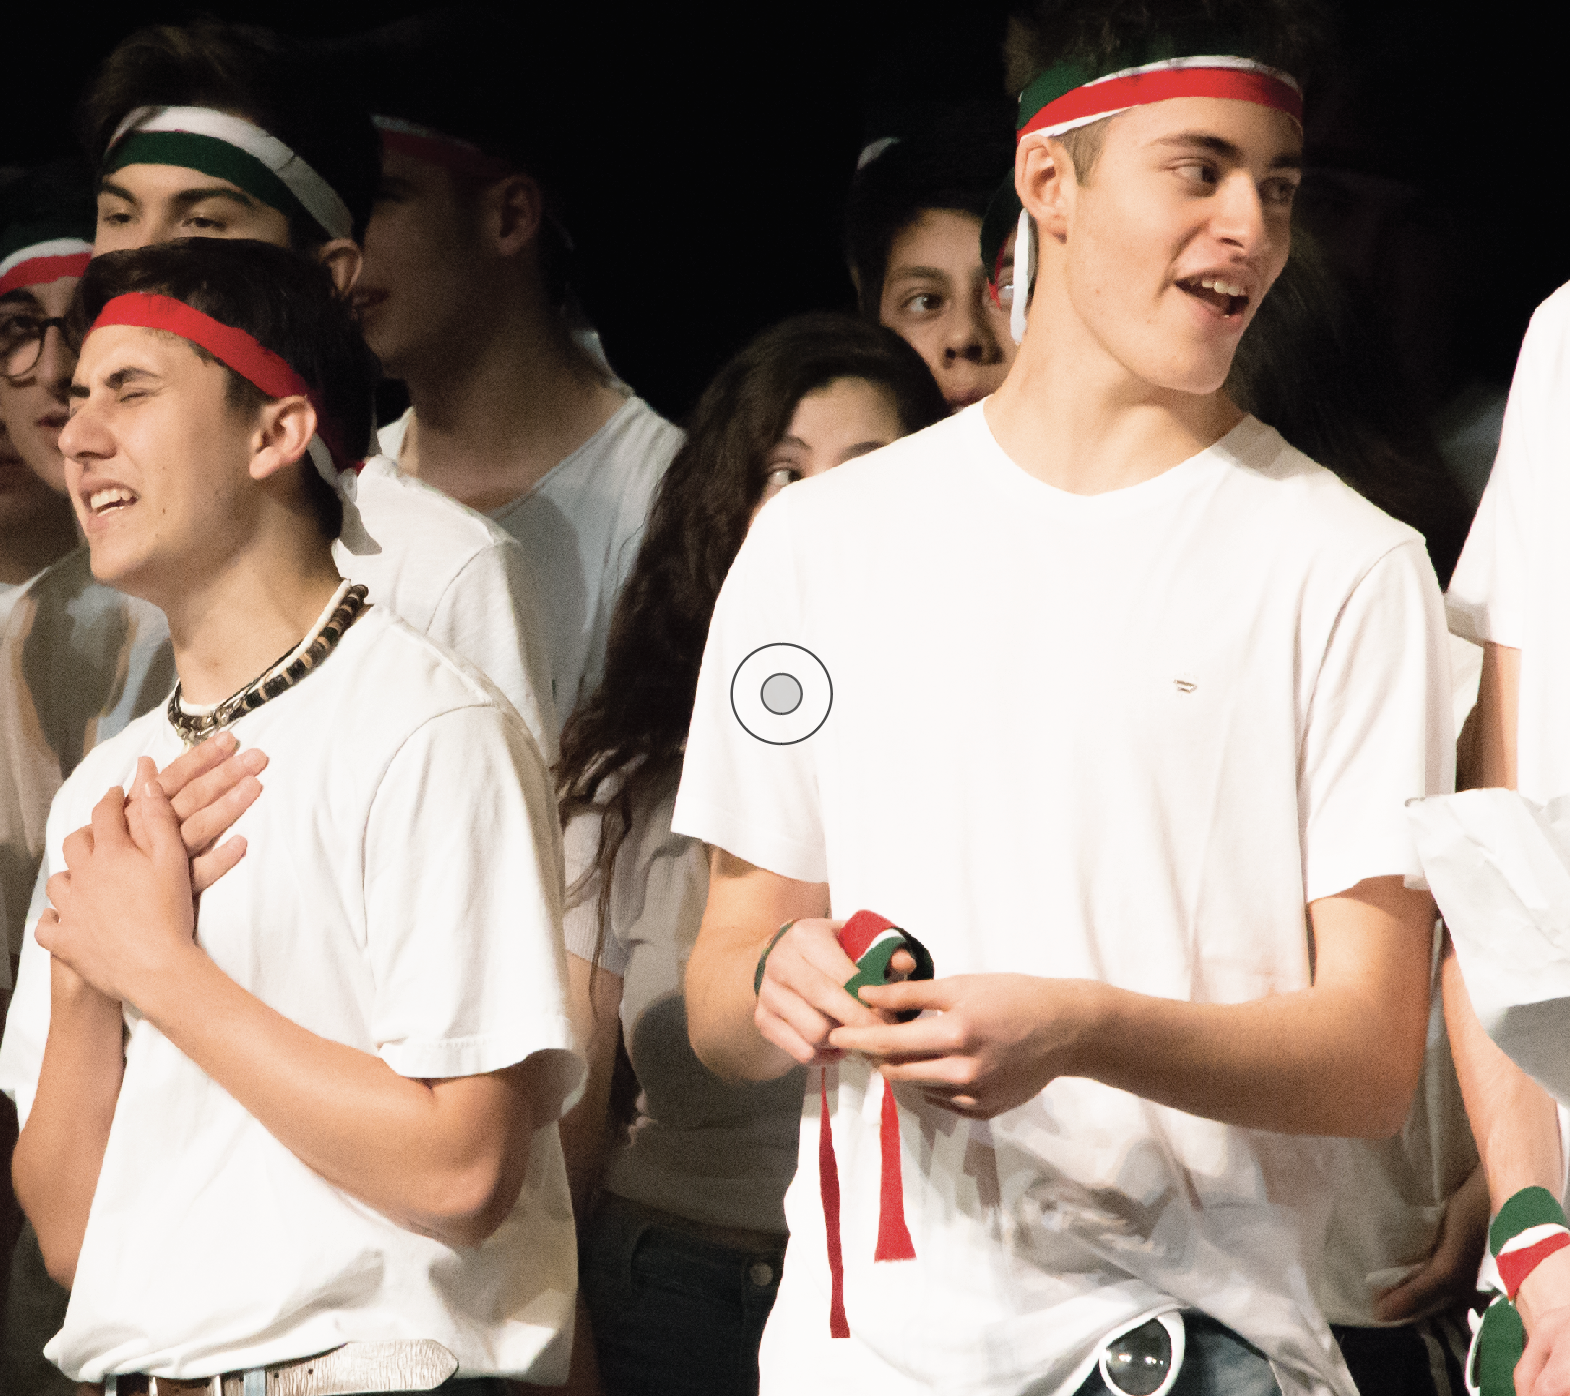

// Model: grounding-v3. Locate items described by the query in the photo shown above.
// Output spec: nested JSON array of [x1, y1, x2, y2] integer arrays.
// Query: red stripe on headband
[[1020, 66, 1303, 140], [0, 252, 92, 298], [378, 129, 511, 181], [93, 293, 313, 400], [90, 293, 351, 470]]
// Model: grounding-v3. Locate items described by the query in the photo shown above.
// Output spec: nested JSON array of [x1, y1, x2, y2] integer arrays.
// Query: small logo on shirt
[[1173, 679, 1197, 693], [731, 643, 833, 745]]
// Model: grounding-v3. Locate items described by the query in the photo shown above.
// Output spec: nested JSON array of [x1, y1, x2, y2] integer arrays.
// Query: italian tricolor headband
[[0, 221, 92, 298], [982, 49, 1303, 343], [89, 292, 354, 486], [104, 107, 354, 243], [372, 115, 512, 181]]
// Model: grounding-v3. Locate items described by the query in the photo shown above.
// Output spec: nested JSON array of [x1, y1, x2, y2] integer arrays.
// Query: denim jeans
[[1072, 1312, 1282, 1396], [582, 1193, 786, 1396]]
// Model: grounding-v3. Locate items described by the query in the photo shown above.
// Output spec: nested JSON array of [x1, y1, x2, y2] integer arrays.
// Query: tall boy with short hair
[[0, 236, 581, 1388], [678, 3, 1452, 1393], [349, 11, 683, 719]]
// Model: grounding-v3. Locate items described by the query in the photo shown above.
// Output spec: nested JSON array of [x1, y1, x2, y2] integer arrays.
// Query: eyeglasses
[[0, 310, 71, 382], [1098, 1311, 1186, 1396]]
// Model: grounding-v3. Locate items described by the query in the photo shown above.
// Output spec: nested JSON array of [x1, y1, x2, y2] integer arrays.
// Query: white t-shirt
[[0, 606, 580, 1382], [673, 406, 1453, 1396], [381, 396, 682, 719], [562, 782, 804, 1232], [0, 458, 557, 972], [1448, 280, 1570, 803]]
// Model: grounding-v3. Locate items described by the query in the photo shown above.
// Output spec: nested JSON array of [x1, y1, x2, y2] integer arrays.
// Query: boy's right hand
[[130, 731, 268, 892], [754, 917, 907, 1065]]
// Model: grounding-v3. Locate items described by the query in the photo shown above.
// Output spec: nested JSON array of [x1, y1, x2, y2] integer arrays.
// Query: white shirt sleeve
[[363, 704, 580, 1113], [671, 502, 827, 883], [1300, 539, 1455, 903], [426, 540, 561, 765], [0, 843, 72, 1126], [1446, 289, 1570, 648]]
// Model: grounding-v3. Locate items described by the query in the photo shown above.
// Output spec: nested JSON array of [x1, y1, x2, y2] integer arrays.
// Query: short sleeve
[[0, 861, 56, 1125], [427, 542, 561, 765], [363, 704, 581, 1115], [1300, 539, 1454, 902], [671, 498, 827, 883], [1447, 290, 1570, 648]]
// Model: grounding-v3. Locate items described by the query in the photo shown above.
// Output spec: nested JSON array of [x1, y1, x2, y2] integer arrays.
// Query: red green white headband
[[986, 50, 1303, 343], [1017, 54, 1301, 144], [89, 292, 355, 485], [0, 238, 91, 298], [104, 107, 354, 243], [372, 115, 511, 181]]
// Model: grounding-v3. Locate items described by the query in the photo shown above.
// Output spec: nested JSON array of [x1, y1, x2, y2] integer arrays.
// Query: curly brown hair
[[557, 313, 947, 965]]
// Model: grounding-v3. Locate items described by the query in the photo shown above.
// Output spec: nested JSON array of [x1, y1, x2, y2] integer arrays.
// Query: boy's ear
[[315, 240, 363, 295], [248, 396, 319, 482], [1017, 137, 1075, 245], [488, 173, 543, 258]]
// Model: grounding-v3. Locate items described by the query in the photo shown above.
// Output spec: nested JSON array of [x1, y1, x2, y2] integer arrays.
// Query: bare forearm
[[686, 850, 831, 1082], [137, 946, 533, 1246], [686, 929, 802, 1081], [1442, 944, 1561, 1206], [1083, 978, 1424, 1137], [13, 972, 124, 1285]]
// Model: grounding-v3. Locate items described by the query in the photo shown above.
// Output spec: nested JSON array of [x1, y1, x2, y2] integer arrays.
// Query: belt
[[99, 1340, 458, 1396]]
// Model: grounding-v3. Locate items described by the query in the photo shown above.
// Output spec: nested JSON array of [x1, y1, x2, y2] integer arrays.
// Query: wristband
[[753, 921, 796, 995], [1490, 1186, 1570, 1300], [1466, 1295, 1525, 1396]]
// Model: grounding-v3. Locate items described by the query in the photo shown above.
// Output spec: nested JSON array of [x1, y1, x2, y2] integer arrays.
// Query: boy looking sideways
[[0, 237, 581, 1389], [844, 105, 1019, 412], [348, 10, 683, 719], [678, 2, 1451, 1393]]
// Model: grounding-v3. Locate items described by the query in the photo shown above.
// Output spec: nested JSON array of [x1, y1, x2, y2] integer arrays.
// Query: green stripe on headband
[[1490, 1187, 1569, 1257], [103, 131, 317, 237], [1016, 28, 1257, 126]]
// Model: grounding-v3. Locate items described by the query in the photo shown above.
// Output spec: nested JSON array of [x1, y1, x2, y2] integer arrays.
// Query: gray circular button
[[748, 1261, 775, 1288], [759, 672, 803, 715]]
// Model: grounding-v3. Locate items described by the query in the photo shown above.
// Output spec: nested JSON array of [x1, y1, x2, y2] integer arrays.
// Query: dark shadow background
[[2, 1, 1560, 428]]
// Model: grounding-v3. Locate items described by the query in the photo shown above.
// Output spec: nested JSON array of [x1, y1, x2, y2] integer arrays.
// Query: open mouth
[[87, 485, 136, 515], [1177, 276, 1249, 318]]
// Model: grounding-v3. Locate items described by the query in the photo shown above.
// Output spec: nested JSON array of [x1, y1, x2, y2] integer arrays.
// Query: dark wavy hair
[[557, 313, 947, 955]]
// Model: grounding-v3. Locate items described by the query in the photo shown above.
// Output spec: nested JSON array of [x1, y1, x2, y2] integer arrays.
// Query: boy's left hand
[[37, 757, 199, 1009], [830, 973, 1102, 1118]]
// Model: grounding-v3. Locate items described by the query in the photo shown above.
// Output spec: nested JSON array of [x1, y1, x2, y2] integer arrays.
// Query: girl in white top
[[555, 314, 946, 1396]]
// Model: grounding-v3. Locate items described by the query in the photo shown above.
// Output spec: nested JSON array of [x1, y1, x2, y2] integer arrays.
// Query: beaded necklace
[[167, 581, 370, 747]]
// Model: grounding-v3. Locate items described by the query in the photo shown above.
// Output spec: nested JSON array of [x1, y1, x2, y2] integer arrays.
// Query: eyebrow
[[1154, 131, 1302, 170], [98, 178, 263, 212], [775, 435, 889, 456], [68, 366, 161, 400], [886, 266, 955, 281]]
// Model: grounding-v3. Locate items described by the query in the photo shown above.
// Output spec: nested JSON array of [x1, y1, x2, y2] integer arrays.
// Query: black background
[[2, 2, 1559, 426]]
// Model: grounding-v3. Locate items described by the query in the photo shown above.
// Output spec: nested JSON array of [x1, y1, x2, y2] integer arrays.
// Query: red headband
[[1019, 64, 1302, 141], [89, 293, 350, 469], [0, 251, 92, 299]]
